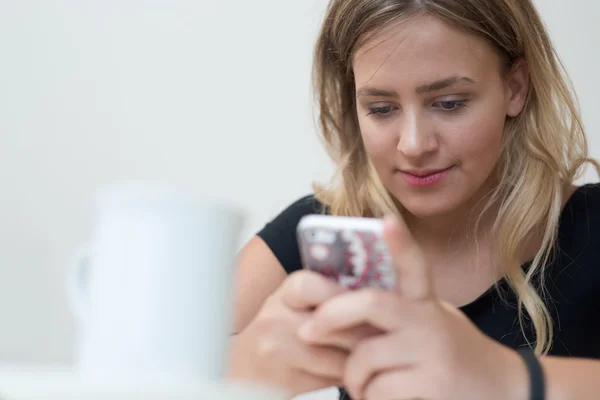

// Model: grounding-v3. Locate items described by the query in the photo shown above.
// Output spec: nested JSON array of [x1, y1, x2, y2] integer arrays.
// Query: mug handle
[[67, 244, 92, 321]]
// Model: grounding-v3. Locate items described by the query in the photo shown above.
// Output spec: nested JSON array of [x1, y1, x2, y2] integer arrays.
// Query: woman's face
[[353, 15, 528, 219]]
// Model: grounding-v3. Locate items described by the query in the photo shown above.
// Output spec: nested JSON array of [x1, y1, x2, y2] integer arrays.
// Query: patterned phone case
[[297, 216, 396, 290]]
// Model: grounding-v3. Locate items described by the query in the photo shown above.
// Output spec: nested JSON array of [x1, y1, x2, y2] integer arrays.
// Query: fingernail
[[298, 322, 315, 340]]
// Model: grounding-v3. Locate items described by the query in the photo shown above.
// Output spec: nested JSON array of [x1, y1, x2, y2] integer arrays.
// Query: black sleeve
[[257, 195, 325, 274]]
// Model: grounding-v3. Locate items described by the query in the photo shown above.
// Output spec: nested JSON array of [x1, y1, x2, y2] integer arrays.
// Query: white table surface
[[0, 364, 288, 400]]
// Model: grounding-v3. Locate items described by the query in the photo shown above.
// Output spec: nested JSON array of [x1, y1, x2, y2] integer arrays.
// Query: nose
[[396, 109, 439, 161]]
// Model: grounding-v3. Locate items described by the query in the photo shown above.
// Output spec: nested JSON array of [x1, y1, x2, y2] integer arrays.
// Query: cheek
[[446, 108, 505, 170], [358, 119, 397, 160]]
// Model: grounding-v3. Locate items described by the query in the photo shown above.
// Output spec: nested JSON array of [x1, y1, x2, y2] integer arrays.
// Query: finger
[[299, 323, 383, 351], [278, 270, 345, 311], [361, 368, 433, 400], [256, 322, 347, 381], [299, 289, 409, 339], [344, 330, 422, 397], [285, 372, 342, 397], [383, 215, 434, 301], [291, 343, 348, 380]]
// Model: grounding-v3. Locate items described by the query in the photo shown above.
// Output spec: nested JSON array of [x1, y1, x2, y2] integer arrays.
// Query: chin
[[381, 167, 496, 221], [399, 198, 460, 220], [392, 187, 476, 220]]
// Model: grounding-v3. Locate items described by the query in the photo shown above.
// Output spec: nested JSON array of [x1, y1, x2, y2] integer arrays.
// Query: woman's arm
[[542, 356, 600, 400], [232, 236, 287, 333], [504, 351, 600, 400], [297, 215, 600, 400]]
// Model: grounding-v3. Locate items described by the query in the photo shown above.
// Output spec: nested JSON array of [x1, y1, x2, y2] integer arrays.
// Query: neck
[[401, 188, 503, 307], [401, 183, 578, 270], [403, 184, 500, 252]]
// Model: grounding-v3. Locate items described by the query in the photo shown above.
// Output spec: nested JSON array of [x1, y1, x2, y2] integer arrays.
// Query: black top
[[257, 184, 600, 399]]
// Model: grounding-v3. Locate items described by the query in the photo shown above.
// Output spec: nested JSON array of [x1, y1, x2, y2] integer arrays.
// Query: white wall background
[[0, 0, 598, 398]]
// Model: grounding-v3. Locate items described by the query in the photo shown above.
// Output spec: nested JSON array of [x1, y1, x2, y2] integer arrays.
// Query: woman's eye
[[435, 100, 467, 111], [367, 106, 393, 116]]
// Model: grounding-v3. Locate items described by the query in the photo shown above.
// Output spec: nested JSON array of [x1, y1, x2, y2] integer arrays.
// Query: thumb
[[382, 214, 435, 301]]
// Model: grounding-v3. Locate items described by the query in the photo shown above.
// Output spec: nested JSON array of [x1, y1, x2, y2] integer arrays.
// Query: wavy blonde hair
[[312, 0, 599, 354]]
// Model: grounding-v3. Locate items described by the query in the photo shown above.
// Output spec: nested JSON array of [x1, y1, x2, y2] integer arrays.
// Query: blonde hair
[[312, 0, 599, 354]]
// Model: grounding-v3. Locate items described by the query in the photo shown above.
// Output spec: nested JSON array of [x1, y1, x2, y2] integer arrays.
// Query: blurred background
[[0, 0, 598, 397]]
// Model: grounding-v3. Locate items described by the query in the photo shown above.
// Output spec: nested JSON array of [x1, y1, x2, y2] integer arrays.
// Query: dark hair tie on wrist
[[517, 348, 546, 400]]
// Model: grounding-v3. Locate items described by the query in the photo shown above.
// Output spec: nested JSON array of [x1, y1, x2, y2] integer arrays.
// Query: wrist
[[225, 334, 270, 384], [538, 356, 578, 400], [225, 336, 293, 400], [225, 335, 251, 381]]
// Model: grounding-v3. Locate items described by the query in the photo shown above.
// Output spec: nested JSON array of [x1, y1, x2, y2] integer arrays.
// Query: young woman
[[228, 1, 600, 399]]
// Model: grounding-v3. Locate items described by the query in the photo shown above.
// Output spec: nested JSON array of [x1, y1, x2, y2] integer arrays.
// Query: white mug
[[68, 183, 244, 386]]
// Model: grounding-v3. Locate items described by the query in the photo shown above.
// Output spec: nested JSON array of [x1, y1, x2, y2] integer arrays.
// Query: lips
[[397, 166, 454, 187], [400, 166, 453, 177]]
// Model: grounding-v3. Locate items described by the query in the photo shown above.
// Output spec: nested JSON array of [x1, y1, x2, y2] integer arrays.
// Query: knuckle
[[365, 373, 394, 399], [253, 303, 288, 334], [255, 336, 281, 360], [352, 336, 378, 362], [362, 289, 389, 310], [284, 272, 324, 303], [262, 292, 281, 310], [289, 270, 321, 292], [288, 272, 308, 295], [254, 309, 284, 332], [281, 272, 306, 298]]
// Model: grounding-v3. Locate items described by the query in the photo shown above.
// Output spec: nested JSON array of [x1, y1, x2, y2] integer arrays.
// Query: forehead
[[352, 15, 502, 90]]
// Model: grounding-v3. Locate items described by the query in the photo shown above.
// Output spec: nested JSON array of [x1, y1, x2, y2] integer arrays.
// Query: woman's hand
[[298, 215, 527, 400], [227, 270, 380, 397]]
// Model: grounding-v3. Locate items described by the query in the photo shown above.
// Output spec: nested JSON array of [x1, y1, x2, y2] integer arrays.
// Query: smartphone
[[296, 214, 396, 290]]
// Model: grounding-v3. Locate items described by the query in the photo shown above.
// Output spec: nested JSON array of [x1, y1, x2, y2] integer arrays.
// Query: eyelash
[[435, 100, 468, 111], [367, 106, 395, 116], [366, 100, 469, 117]]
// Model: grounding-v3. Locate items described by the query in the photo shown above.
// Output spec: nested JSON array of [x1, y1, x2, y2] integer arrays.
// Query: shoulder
[[574, 182, 600, 211], [256, 195, 327, 274], [540, 184, 600, 356], [268, 195, 327, 223], [560, 182, 600, 235], [550, 182, 600, 296], [560, 182, 600, 268]]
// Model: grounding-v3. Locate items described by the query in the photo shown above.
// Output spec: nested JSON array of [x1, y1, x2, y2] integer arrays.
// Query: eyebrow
[[416, 76, 475, 93], [356, 76, 476, 98]]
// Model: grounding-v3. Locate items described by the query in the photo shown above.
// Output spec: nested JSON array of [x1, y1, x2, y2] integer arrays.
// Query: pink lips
[[399, 166, 453, 187]]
